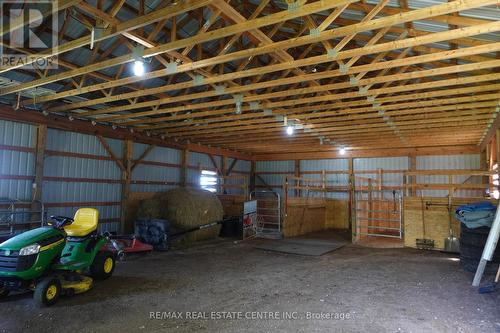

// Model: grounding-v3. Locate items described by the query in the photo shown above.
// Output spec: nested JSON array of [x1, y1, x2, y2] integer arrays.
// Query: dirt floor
[[1, 235, 499, 333]]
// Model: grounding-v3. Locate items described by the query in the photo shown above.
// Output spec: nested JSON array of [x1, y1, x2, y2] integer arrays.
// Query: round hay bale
[[137, 188, 224, 243], [136, 192, 164, 219]]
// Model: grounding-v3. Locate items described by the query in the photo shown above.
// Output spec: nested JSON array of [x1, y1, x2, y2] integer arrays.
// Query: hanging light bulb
[[339, 147, 346, 155], [286, 119, 294, 136], [133, 60, 145, 76]]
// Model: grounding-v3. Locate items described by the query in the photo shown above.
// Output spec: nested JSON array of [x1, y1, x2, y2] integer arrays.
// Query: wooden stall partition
[[283, 197, 326, 237], [325, 199, 350, 230], [404, 196, 496, 249], [217, 194, 247, 217]]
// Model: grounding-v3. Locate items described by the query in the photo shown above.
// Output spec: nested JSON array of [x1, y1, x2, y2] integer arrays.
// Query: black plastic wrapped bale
[[137, 188, 224, 244], [135, 219, 170, 251], [219, 216, 242, 238], [460, 223, 500, 274]]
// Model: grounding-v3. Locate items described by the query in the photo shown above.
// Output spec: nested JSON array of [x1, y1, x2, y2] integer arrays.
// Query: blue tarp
[[455, 201, 496, 229]]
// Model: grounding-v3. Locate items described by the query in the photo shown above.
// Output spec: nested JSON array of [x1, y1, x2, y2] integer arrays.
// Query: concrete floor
[[1, 236, 499, 333]]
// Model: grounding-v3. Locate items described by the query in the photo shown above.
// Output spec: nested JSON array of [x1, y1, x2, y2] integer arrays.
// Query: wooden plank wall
[[284, 197, 349, 237], [403, 196, 496, 249]]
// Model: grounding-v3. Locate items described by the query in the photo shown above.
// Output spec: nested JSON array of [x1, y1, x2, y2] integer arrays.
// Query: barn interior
[[0, 1, 499, 332]]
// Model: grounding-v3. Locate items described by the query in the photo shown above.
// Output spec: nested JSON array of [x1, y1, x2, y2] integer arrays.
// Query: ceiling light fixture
[[133, 60, 145, 76], [132, 45, 146, 76], [286, 118, 294, 136], [339, 147, 347, 155]]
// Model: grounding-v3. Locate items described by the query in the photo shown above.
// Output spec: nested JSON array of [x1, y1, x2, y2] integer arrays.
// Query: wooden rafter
[[0, 0, 496, 156]]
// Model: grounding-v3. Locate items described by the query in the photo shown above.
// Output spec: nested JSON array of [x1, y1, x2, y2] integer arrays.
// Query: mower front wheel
[[34, 277, 61, 307], [0, 286, 9, 299], [90, 251, 115, 280]]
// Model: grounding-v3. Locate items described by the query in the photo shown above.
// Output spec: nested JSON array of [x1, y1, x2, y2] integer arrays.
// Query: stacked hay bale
[[137, 187, 224, 244]]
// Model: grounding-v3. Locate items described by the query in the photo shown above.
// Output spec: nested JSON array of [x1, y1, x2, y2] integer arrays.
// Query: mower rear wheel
[[0, 286, 9, 299], [90, 251, 115, 280], [34, 277, 61, 307]]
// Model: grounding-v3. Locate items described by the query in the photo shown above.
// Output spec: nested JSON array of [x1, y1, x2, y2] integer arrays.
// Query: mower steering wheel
[[49, 215, 74, 229]]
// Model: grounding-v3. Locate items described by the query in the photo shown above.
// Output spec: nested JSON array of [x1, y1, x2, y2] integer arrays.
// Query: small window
[[200, 170, 218, 193]]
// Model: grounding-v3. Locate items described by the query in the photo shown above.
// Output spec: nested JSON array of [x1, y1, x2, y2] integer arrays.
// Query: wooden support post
[[294, 160, 300, 197], [409, 155, 417, 196], [480, 148, 489, 188], [256, 174, 277, 194], [221, 155, 227, 194], [226, 158, 238, 176], [250, 160, 256, 193], [180, 149, 189, 187], [377, 168, 383, 193], [131, 144, 155, 172], [368, 178, 373, 232], [348, 158, 353, 231], [97, 135, 125, 171], [120, 140, 133, 233], [197, 163, 202, 188], [208, 154, 222, 175], [486, 140, 491, 170], [448, 174, 454, 198], [496, 129, 500, 167], [321, 170, 326, 199], [31, 124, 47, 224]]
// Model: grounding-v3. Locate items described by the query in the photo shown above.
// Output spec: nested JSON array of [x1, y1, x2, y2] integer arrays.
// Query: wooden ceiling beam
[[162, 103, 497, 135], [0, 0, 212, 74], [129, 84, 500, 128], [80, 56, 499, 118], [201, 122, 490, 146], [9, 0, 498, 101], [144, 97, 499, 132], [105, 71, 499, 124], [178, 115, 493, 141], [5, 0, 355, 96], [25, 28, 500, 109], [214, 130, 485, 147], [168, 109, 494, 139], [47, 37, 498, 114]]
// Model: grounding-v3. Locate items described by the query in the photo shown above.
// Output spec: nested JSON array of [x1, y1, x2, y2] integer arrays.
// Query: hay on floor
[[137, 187, 224, 243]]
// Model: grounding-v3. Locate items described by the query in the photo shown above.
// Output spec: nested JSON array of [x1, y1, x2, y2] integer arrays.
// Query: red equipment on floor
[[105, 234, 153, 260]]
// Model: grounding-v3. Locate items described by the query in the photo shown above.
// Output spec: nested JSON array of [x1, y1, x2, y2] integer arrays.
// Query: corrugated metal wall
[[0, 119, 252, 232], [224, 158, 250, 195], [131, 143, 181, 193], [256, 160, 295, 197], [44, 128, 123, 232], [0, 118, 484, 232], [188, 151, 218, 186], [354, 157, 409, 199], [187, 153, 251, 195], [255, 155, 482, 199], [0, 120, 36, 200], [300, 159, 349, 199], [416, 154, 482, 198]]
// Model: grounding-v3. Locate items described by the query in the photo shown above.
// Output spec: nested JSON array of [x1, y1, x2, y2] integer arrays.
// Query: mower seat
[[64, 208, 99, 237]]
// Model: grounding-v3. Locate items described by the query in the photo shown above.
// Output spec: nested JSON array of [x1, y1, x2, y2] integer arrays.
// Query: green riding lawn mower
[[0, 208, 115, 307]]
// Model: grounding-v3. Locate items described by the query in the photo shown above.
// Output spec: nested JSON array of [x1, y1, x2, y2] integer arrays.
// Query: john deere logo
[[4, 250, 10, 256]]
